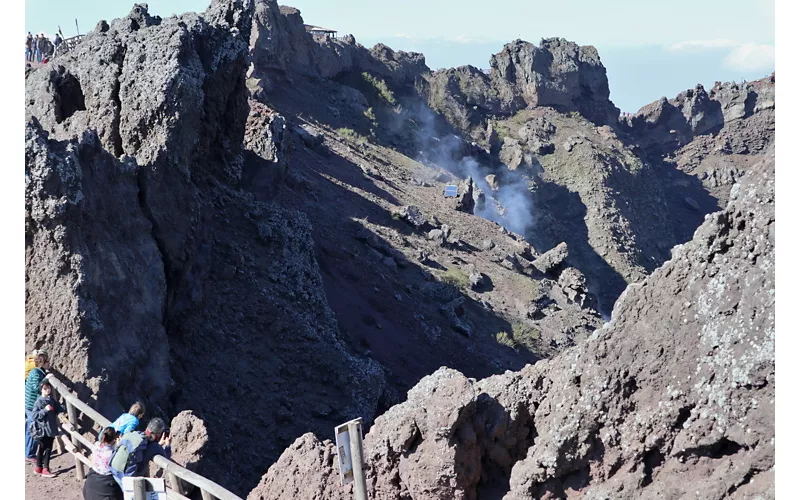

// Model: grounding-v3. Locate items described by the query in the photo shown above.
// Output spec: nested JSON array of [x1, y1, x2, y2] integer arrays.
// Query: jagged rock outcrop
[[426, 38, 619, 144], [25, 1, 385, 494], [620, 74, 775, 246], [491, 38, 619, 125], [248, 0, 427, 93], [243, 99, 289, 193], [249, 151, 774, 499], [625, 74, 775, 160], [26, 121, 172, 405]]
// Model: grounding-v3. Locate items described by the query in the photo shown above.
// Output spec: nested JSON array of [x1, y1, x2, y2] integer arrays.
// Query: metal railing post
[[348, 420, 368, 500]]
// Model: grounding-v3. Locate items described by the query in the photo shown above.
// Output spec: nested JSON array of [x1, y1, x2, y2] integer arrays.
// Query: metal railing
[[47, 375, 242, 500], [54, 35, 85, 58]]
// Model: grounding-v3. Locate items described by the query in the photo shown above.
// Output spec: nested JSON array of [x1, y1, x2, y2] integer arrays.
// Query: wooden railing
[[47, 375, 242, 500]]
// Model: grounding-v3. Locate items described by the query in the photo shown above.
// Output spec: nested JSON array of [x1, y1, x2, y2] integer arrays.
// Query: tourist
[[109, 418, 172, 486], [37, 34, 48, 63], [83, 428, 123, 500], [54, 33, 62, 56], [25, 32, 33, 62], [25, 349, 50, 463], [30, 380, 65, 478], [102, 401, 146, 439]]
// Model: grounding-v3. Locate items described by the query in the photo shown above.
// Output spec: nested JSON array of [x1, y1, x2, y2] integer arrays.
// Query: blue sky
[[25, 0, 774, 112]]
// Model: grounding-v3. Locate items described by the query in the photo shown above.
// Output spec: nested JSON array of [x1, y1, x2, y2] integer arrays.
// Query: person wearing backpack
[[83, 427, 123, 500], [109, 418, 172, 487], [25, 349, 50, 462], [30, 380, 65, 477]]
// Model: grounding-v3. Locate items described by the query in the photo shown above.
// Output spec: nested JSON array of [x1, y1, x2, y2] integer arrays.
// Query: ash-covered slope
[[248, 150, 774, 499], [25, 1, 385, 493], [243, 0, 607, 388]]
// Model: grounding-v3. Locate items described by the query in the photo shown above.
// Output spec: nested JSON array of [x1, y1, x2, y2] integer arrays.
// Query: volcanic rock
[[532, 242, 569, 274], [394, 205, 431, 230], [25, 3, 386, 495], [250, 150, 774, 500]]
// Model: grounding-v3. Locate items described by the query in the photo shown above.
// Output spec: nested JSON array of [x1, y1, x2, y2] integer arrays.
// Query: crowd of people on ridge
[[25, 31, 62, 64], [25, 349, 172, 500]]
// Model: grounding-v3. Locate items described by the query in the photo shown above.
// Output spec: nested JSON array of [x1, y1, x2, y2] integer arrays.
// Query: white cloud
[[722, 43, 775, 72], [666, 39, 775, 72], [667, 39, 739, 52]]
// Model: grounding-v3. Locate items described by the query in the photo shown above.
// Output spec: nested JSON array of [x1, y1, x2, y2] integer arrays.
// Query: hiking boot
[[25, 457, 37, 464], [40, 468, 56, 478], [33, 466, 42, 474]]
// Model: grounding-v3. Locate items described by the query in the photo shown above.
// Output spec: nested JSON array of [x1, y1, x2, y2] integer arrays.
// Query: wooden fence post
[[166, 472, 180, 495], [133, 477, 148, 500], [66, 401, 85, 480], [201, 490, 218, 500], [49, 383, 66, 456]]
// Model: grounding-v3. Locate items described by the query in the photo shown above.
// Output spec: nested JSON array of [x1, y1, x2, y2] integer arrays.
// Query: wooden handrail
[[46, 375, 242, 500], [152, 456, 241, 500], [48, 376, 111, 427]]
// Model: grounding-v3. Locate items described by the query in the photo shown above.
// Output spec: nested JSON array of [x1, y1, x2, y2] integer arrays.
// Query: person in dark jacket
[[53, 33, 62, 56], [30, 380, 65, 477], [25, 349, 50, 462], [110, 417, 171, 487], [36, 35, 48, 63], [25, 32, 33, 62]]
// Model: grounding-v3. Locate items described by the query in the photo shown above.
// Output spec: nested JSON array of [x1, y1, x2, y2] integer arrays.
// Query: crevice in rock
[[727, 468, 757, 495], [641, 447, 665, 487], [672, 404, 695, 430], [53, 69, 86, 124], [678, 437, 744, 460], [622, 376, 638, 398], [109, 44, 127, 157], [136, 166, 176, 330]]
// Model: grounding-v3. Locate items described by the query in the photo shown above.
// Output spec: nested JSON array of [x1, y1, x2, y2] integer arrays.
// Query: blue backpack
[[110, 432, 148, 478]]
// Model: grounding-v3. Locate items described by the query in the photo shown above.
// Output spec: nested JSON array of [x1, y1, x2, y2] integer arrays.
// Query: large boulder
[[532, 242, 568, 274]]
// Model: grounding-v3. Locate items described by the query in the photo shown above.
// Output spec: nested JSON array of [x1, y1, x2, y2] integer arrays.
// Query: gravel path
[[25, 451, 84, 500]]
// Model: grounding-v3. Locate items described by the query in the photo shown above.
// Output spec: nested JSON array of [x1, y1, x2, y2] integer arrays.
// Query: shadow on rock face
[[527, 178, 628, 316]]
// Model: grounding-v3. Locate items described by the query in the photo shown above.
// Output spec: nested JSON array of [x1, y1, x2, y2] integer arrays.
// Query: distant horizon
[[25, 0, 774, 112]]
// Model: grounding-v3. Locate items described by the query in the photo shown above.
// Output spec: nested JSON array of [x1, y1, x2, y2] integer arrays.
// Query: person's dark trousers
[[84, 471, 124, 500], [37, 436, 54, 469], [25, 410, 38, 459]]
